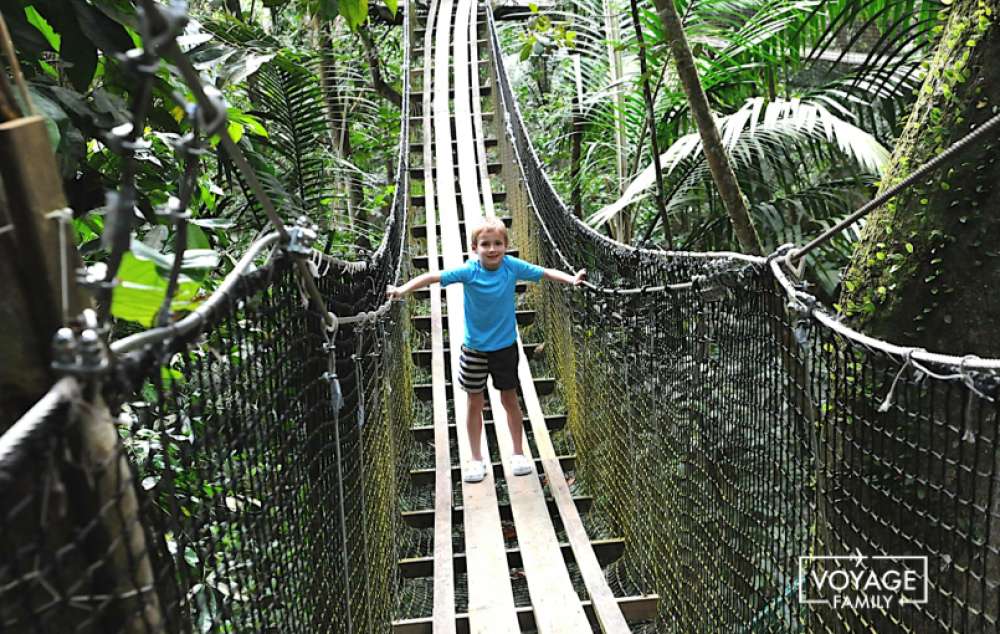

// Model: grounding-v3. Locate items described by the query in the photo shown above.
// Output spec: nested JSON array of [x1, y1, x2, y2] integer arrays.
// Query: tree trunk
[[223, 0, 243, 20], [318, 22, 371, 250], [840, 0, 1000, 356], [630, 0, 672, 249], [602, 0, 631, 242], [357, 25, 403, 108], [650, 0, 763, 255], [570, 55, 583, 219]]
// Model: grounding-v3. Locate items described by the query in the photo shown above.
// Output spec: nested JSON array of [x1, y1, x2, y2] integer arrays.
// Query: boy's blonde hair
[[469, 217, 509, 248]]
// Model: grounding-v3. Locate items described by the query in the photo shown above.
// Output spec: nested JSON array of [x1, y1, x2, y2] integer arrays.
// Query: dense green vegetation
[[1, 0, 402, 332], [2, 0, 982, 314], [505, 0, 946, 295]]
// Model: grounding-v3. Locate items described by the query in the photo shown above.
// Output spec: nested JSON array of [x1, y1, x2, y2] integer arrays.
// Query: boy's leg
[[500, 388, 524, 456], [467, 390, 486, 462], [459, 345, 490, 464]]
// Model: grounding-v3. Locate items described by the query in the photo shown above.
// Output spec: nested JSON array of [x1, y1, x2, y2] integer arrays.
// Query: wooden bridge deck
[[394, 2, 658, 631]]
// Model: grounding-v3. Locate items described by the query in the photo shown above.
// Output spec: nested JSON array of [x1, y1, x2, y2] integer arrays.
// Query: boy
[[386, 217, 586, 483]]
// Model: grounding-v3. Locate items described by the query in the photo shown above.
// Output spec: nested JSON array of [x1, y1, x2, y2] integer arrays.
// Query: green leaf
[[71, 1, 133, 54], [228, 120, 245, 144], [111, 253, 201, 326], [519, 37, 535, 61], [0, 0, 54, 55], [228, 109, 268, 137], [59, 23, 98, 90], [185, 224, 211, 250], [130, 239, 220, 270], [27, 87, 66, 148], [385, 0, 398, 17], [25, 6, 60, 51], [317, 0, 340, 19], [340, 0, 368, 29]]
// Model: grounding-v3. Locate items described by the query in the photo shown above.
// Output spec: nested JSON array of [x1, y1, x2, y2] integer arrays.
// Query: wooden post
[[0, 115, 165, 633], [0, 116, 87, 428]]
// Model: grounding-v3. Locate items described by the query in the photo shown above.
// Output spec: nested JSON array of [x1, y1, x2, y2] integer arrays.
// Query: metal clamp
[[118, 47, 159, 75], [170, 128, 210, 161], [161, 195, 192, 221], [51, 310, 111, 378], [140, 0, 189, 56], [194, 87, 229, 137], [105, 123, 152, 156], [284, 216, 319, 258]]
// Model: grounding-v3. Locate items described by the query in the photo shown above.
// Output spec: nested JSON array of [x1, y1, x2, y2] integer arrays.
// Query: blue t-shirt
[[440, 255, 544, 351]]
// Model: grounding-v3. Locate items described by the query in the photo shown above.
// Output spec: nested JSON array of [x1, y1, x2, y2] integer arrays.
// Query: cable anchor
[[50, 309, 111, 378], [284, 216, 319, 258]]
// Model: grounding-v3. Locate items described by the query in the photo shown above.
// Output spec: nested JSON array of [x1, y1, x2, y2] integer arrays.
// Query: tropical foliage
[[505, 0, 946, 294], [1, 0, 401, 329]]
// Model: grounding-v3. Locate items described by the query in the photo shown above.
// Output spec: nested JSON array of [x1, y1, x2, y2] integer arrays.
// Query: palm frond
[[589, 95, 888, 227]]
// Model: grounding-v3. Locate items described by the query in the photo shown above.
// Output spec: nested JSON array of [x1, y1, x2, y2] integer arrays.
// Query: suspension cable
[[789, 109, 1000, 265]]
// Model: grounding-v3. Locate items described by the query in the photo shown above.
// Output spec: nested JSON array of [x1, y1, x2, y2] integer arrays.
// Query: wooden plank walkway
[[461, 3, 592, 633], [394, 1, 659, 632], [436, 0, 520, 631], [419, 0, 456, 631]]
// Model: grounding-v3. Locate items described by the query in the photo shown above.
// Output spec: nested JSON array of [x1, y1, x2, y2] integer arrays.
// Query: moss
[[840, 0, 1000, 354]]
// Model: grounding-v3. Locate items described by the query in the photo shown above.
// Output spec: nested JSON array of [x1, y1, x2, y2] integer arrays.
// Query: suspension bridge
[[2, 1, 1000, 633]]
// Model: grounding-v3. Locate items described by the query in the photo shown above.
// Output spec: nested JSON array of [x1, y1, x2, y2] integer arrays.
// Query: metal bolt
[[52, 328, 78, 366], [79, 330, 101, 363]]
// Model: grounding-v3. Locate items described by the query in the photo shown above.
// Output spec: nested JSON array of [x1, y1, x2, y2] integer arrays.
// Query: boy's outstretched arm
[[386, 272, 442, 300], [542, 268, 587, 286]]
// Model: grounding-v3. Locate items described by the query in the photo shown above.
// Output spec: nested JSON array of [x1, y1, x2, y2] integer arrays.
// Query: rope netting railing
[[1, 2, 417, 633], [488, 5, 1000, 632]]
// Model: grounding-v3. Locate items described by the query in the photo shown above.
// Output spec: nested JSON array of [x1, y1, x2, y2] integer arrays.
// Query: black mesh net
[[1, 1, 416, 632], [6, 1, 1000, 632], [487, 5, 1000, 632]]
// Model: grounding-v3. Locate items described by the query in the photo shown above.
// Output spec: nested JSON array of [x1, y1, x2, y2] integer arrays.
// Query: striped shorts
[[458, 343, 520, 392]]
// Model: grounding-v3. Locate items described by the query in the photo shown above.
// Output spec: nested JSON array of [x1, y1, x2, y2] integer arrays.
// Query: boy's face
[[473, 229, 507, 269]]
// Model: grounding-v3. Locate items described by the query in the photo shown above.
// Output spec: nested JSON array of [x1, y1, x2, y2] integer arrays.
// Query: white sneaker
[[511, 454, 532, 476], [463, 460, 487, 483]]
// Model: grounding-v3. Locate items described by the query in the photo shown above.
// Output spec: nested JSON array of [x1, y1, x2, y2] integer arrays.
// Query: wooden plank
[[401, 494, 593, 528], [436, 0, 519, 629], [410, 215, 510, 238], [415, 377, 555, 401], [411, 192, 505, 208], [399, 538, 626, 577], [419, 0, 456, 630], [408, 161, 501, 179], [409, 138, 498, 154], [408, 411, 564, 441], [462, 3, 589, 629], [517, 342, 636, 632], [486, 365, 590, 632], [410, 454, 576, 486], [469, 7, 496, 221], [393, 595, 661, 634]]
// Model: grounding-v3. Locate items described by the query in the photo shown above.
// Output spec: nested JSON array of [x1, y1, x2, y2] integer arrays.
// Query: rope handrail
[[787, 109, 1000, 265]]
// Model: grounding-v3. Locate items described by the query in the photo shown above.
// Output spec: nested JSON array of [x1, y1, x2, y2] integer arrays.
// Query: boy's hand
[[573, 269, 588, 286], [386, 285, 403, 301]]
